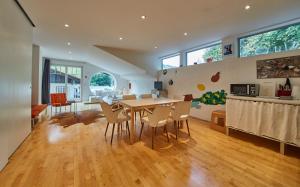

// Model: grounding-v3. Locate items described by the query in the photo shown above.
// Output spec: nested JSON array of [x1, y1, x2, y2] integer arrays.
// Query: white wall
[[49, 58, 129, 101], [159, 49, 300, 121], [0, 0, 32, 170]]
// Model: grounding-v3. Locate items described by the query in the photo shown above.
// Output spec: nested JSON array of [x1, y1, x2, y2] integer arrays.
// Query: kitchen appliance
[[230, 84, 260, 97]]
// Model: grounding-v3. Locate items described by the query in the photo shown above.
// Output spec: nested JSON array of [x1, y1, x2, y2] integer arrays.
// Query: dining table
[[120, 97, 181, 143]]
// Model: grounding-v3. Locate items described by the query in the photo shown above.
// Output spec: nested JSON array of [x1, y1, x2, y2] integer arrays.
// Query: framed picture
[[257, 55, 300, 79], [223, 44, 233, 56]]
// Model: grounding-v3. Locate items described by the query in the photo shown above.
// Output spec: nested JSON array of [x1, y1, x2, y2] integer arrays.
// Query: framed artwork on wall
[[223, 44, 233, 56], [257, 55, 300, 79]]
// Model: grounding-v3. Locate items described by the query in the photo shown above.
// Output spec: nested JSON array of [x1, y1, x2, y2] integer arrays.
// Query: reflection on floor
[[0, 117, 299, 187]]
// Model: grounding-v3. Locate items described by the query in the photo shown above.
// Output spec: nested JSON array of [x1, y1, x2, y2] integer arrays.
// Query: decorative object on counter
[[292, 86, 300, 100], [277, 78, 292, 97], [223, 44, 233, 56], [162, 69, 167, 75], [197, 84, 206, 91], [257, 55, 300, 79], [168, 79, 174, 86], [211, 72, 220, 82], [194, 90, 227, 105]]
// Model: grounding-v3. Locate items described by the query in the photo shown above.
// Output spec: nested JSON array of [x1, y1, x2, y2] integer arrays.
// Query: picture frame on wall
[[223, 44, 233, 56]]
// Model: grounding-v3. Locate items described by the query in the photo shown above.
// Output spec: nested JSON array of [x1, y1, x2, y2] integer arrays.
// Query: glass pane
[[50, 65, 66, 94], [187, 44, 222, 66], [162, 55, 180, 69], [239, 24, 300, 57], [66, 66, 82, 101], [89, 72, 116, 94]]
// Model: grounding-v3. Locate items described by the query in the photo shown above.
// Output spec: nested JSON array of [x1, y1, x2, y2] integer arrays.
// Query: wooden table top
[[120, 98, 181, 108]]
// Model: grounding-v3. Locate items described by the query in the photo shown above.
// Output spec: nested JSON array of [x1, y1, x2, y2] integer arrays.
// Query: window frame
[[89, 71, 117, 93], [186, 43, 223, 66], [161, 54, 181, 70], [238, 22, 300, 58]]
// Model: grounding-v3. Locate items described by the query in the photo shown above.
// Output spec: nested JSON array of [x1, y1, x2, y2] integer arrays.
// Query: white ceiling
[[20, 0, 300, 75]]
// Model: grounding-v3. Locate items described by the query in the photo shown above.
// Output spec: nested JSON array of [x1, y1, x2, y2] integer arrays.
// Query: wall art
[[211, 72, 220, 82], [257, 55, 300, 79]]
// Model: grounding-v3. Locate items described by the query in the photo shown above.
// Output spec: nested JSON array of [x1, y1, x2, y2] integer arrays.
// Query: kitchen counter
[[227, 95, 300, 105]]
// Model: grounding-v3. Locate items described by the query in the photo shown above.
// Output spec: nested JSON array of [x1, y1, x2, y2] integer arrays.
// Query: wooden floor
[[0, 117, 299, 187]]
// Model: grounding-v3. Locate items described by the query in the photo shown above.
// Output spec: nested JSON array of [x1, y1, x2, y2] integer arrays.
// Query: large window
[[162, 55, 180, 69], [239, 23, 300, 57], [187, 44, 222, 66], [89, 72, 116, 93], [50, 64, 82, 100]]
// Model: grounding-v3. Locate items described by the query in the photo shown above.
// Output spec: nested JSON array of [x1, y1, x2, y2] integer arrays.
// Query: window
[[89, 72, 116, 93], [162, 55, 180, 69], [239, 23, 300, 57], [187, 44, 222, 66], [50, 64, 82, 100]]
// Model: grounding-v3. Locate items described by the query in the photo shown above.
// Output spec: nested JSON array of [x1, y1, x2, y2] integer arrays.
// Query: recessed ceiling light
[[64, 24, 70, 28], [141, 15, 146, 20], [245, 5, 251, 10], [68, 51, 72, 54], [184, 32, 188, 36], [154, 46, 158, 49], [119, 37, 123, 40], [67, 42, 71, 46]]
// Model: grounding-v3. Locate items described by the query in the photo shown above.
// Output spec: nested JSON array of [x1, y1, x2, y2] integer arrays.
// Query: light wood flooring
[[0, 117, 299, 187]]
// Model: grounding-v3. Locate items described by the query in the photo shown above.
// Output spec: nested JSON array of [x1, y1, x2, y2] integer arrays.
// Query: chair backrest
[[140, 94, 152, 99], [172, 101, 191, 120], [123, 94, 137, 100], [99, 101, 116, 123], [50, 93, 67, 105], [148, 105, 171, 127]]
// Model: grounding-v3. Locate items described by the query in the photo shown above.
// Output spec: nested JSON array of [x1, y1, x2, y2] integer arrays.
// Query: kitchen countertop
[[227, 95, 300, 105]]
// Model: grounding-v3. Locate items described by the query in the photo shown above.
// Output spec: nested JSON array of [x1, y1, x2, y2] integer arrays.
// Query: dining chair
[[139, 105, 171, 149], [100, 101, 131, 144], [169, 101, 191, 139], [140, 94, 152, 99], [122, 94, 137, 100], [122, 94, 142, 122]]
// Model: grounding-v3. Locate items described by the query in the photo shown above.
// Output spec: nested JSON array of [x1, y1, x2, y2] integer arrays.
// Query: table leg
[[280, 142, 285, 155], [130, 108, 135, 143]]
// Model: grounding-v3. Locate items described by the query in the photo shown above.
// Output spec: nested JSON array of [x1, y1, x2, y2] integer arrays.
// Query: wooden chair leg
[[174, 121, 178, 140], [104, 122, 109, 137], [152, 127, 155, 149], [165, 125, 169, 142], [139, 122, 144, 140], [126, 121, 130, 141], [186, 119, 190, 136], [111, 123, 115, 144], [177, 121, 180, 138]]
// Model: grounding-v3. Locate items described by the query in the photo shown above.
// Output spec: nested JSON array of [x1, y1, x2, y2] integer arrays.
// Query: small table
[[120, 98, 181, 143]]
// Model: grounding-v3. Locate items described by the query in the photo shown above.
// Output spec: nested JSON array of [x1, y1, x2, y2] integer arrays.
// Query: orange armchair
[[50, 93, 72, 115]]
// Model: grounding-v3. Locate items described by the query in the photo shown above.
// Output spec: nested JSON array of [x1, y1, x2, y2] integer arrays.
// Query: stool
[[211, 110, 226, 134]]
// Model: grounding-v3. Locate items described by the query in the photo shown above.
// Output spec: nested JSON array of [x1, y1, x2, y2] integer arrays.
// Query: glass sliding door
[[50, 64, 82, 101], [66, 66, 82, 101]]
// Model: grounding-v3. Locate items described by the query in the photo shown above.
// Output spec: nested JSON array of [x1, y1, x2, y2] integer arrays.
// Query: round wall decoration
[[163, 69, 168, 75], [168, 79, 174, 86], [197, 84, 206, 91]]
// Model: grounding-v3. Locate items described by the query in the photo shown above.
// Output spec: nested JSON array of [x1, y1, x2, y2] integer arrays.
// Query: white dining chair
[[100, 101, 131, 144], [169, 101, 191, 139], [139, 105, 171, 149], [122, 94, 142, 122], [140, 94, 153, 99]]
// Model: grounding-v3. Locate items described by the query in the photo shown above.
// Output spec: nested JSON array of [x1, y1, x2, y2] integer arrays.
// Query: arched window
[[89, 72, 116, 93]]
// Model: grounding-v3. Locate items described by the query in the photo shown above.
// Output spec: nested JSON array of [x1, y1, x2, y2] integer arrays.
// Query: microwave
[[230, 84, 260, 97]]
